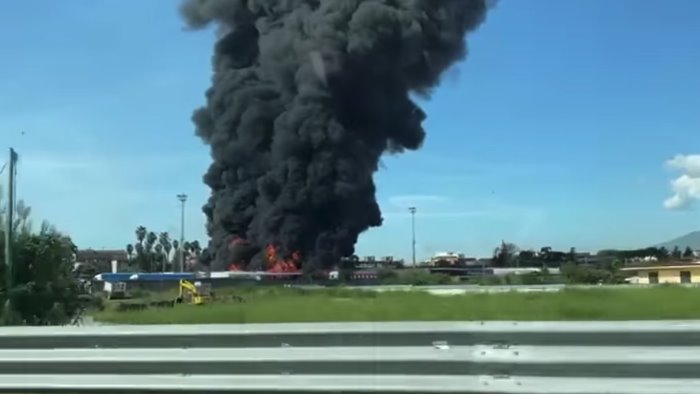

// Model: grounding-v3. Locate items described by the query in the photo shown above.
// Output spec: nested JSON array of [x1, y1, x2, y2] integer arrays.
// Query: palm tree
[[154, 244, 164, 271], [143, 232, 157, 272], [135, 226, 147, 244], [191, 240, 202, 255], [159, 232, 172, 271], [145, 232, 157, 251]]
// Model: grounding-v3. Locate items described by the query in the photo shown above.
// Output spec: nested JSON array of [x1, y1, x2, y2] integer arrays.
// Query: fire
[[266, 244, 300, 273], [266, 244, 278, 266], [224, 237, 300, 273], [227, 236, 249, 271]]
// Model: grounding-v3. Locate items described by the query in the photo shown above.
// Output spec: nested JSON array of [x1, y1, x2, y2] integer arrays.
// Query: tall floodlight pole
[[177, 194, 187, 272], [409, 207, 417, 266], [4, 148, 18, 308]]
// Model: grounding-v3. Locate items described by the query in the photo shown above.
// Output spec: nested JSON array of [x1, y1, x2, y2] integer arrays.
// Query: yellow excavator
[[176, 279, 212, 305]]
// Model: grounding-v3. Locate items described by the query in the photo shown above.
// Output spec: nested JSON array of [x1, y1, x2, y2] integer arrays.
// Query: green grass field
[[92, 285, 700, 324]]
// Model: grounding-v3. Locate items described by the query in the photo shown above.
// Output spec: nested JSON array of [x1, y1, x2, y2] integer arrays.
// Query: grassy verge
[[93, 285, 700, 324]]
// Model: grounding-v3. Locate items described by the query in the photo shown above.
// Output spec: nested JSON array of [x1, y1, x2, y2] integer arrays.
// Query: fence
[[1, 320, 700, 392]]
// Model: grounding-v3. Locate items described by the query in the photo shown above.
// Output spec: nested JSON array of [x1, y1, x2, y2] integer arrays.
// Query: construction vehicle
[[175, 279, 212, 305]]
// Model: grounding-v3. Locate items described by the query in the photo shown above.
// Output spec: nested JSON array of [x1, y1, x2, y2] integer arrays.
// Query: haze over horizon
[[2, 0, 699, 261]]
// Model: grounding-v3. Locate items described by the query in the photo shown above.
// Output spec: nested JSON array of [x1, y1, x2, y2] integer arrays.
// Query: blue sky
[[1, 0, 699, 261]]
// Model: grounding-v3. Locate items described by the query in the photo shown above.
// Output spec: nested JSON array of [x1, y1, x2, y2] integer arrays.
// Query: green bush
[[0, 194, 82, 326], [377, 268, 399, 282], [128, 289, 151, 300], [473, 272, 563, 286], [561, 263, 624, 285], [382, 269, 454, 286], [80, 294, 105, 312], [0, 230, 82, 325]]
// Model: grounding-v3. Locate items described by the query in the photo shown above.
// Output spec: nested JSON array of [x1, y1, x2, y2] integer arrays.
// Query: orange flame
[[266, 244, 278, 267], [265, 244, 300, 273], [224, 240, 301, 273]]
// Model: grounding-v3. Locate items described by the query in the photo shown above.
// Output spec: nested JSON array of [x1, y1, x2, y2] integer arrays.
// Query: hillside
[[656, 231, 700, 250]]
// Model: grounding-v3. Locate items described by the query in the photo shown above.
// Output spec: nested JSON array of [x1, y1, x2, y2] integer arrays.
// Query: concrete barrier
[[1, 320, 699, 392]]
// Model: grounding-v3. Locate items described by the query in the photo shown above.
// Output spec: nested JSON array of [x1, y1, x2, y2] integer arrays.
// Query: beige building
[[621, 263, 700, 284]]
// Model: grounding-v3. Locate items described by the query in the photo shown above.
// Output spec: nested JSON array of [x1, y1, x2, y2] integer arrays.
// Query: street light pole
[[4, 148, 17, 300], [177, 194, 187, 272], [409, 207, 416, 266]]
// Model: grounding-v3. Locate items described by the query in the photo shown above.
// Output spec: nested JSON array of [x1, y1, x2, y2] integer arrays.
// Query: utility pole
[[177, 194, 187, 272], [409, 207, 416, 266], [4, 148, 18, 303]]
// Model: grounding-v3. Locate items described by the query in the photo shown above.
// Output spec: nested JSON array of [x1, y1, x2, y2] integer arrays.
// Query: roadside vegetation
[[0, 191, 85, 326], [377, 264, 620, 286], [94, 285, 700, 324]]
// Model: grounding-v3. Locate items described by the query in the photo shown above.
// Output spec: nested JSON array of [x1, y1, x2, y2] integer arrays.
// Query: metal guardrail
[[1, 321, 700, 392]]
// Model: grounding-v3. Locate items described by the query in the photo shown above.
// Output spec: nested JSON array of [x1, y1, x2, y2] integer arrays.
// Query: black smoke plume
[[181, 0, 493, 272]]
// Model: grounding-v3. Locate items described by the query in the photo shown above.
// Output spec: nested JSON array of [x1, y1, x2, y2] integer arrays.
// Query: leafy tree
[[540, 246, 552, 258], [73, 262, 98, 280], [597, 247, 671, 263], [672, 246, 682, 259], [683, 246, 694, 259], [0, 189, 81, 325], [517, 250, 539, 267], [493, 241, 519, 267], [537, 246, 568, 267], [518, 250, 535, 260]]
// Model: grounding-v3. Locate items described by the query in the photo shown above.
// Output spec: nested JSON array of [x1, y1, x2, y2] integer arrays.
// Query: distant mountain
[[656, 231, 700, 250]]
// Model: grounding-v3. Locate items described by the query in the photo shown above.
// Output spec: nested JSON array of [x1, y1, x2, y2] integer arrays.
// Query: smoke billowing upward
[[181, 0, 492, 272]]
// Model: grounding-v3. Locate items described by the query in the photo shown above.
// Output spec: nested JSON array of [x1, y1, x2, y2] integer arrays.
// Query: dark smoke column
[[181, 0, 492, 272]]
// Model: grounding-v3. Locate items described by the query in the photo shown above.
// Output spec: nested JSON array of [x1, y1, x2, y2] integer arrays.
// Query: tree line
[[125, 226, 202, 272], [492, 241, 696, 268]]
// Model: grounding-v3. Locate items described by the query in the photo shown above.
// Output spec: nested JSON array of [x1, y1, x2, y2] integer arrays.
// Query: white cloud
[[664, 154, 700, 210], [664, 174, 700, 210], [667, 154, 700, 177]]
